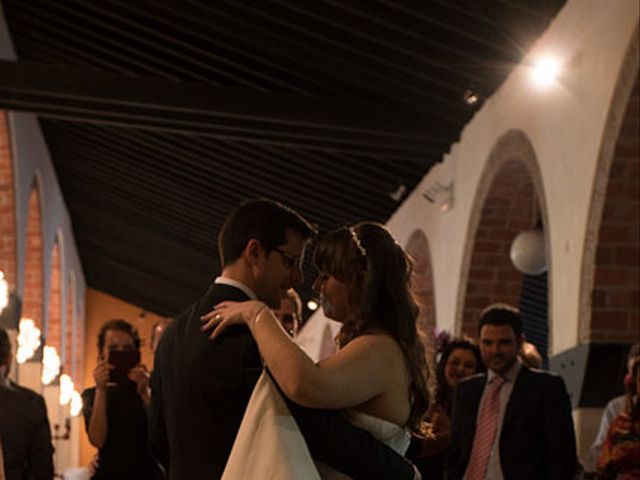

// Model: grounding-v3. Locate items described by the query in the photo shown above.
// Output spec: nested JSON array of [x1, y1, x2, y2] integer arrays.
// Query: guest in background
[[519, 340, 543, 369], [150, 318, 172, 354], [407, 338, 484, 480], [591, 343, 640, 469], [273, 288, 302, 336], [597, 357, 640, 479], [82, 319, 163, 480], [0, 327, 53, 480], [447, 304, 577, 480]]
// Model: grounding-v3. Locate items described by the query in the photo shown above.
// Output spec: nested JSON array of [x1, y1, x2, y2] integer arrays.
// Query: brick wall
[[591, 79, 639, 341], [461, 159, 538, 337], [75, 299, 85, 389], [405, 229, 438, 398], [0, 111, 16, 289], [23, 187, 43, 328], [65, 276, 74, 377], [47, 241, 62, 353], [407, 229, 436, 331]]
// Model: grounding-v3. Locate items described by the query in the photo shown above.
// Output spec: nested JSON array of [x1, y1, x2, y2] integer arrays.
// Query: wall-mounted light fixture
[[16, 318, 41, 363], [41, 346, 61, 385], [59, 372, 83, 415], [530, 56, 561, 88], [0, 270, 8, 314], [52, 417, 71, 441], [423, 181, 454, 212], [59, 373, 74, 405], [70, 390, 83, 417]]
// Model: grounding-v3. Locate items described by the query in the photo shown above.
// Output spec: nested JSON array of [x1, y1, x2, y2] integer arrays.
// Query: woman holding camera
[[82, 319, 163, 480]]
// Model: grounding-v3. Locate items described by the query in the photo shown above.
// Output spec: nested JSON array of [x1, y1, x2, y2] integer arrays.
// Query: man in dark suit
[[0, 327, 54, 480], [446, 304, 577, 480], [149, 198, 418, 480]]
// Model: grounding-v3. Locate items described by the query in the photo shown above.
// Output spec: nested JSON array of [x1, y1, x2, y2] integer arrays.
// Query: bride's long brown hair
[[314, 222, 430, 434]]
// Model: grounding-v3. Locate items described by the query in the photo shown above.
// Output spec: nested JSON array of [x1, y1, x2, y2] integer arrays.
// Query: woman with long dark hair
[[203, 222, 430, 476], [408, 338, 484, 479]]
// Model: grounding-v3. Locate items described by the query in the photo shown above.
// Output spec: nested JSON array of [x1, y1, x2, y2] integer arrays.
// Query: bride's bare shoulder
[[344, 331, 403, 356]]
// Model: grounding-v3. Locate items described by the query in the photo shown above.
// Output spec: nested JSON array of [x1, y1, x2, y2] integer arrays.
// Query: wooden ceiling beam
[[0, 60, 445, 156]]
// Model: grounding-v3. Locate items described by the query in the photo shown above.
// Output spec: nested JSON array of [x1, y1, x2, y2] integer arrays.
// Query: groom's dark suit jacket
[[149, 283, 415, 480], [446, 365, 577, 480]]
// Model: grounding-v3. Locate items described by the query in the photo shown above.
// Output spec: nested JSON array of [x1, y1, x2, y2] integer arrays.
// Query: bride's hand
[[200, 300, 267, 339]]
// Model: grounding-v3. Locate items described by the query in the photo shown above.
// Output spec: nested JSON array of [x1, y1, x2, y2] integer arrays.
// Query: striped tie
[[465, 376, 505, 480]]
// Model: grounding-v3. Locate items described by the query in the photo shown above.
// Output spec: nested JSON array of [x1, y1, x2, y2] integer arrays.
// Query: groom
[[148, 198, 419, 480]]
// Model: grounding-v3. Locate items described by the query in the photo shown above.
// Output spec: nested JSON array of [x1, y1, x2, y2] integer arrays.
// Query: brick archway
[[406, 229, 436, 330], [75, 293, 85, 389], [456, 130, 551, 343], [65, 272, 75, 379], [46, 238, 62, 356], [0, 111, 16, 291], [405, 228, 438, 398], [23, 185, 44, 329], [460, 159, 541, 336], [580, 28, 639, 343], [589, 79, 639, 341]]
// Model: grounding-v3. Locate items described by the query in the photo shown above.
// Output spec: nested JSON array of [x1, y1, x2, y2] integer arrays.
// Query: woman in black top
[[82, 319, 163, 480]]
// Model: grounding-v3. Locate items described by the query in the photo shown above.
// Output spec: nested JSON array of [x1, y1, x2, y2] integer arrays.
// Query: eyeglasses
[[273, 248, 303, 270]]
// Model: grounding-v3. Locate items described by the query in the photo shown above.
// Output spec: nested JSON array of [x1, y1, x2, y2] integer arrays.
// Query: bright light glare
[[532, 57, 560, 87], [41, 346, 61, 385], [70, 390, 83, 417], [17, 318, 42, 364], [59, 374, 74, 405], [306, 300, 319, 311], [0, 270, 8, 314]]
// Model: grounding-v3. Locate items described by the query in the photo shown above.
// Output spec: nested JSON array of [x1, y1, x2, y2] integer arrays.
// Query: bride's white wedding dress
[[221, 371, 410, 480]]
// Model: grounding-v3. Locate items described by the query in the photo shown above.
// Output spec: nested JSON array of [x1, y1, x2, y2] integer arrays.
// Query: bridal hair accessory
[[348, 227, 367, 258]]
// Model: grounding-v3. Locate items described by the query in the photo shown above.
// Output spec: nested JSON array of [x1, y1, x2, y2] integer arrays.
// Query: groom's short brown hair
[[218, 198, 316, 267]]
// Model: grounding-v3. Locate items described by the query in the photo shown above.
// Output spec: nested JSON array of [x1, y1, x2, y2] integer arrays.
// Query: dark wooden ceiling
[[0, 0, 566, 317]]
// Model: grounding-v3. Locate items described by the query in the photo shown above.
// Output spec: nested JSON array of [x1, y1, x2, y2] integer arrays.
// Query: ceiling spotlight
[[532, 57, 560, 87], [463, 89, 479, 105], [389, 184, 407, 202], [307, 299, 319, 311], [423, 181, 454, 213]]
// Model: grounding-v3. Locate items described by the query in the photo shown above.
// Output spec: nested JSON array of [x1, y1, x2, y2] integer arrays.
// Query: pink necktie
[[465, 376, 505, 480]]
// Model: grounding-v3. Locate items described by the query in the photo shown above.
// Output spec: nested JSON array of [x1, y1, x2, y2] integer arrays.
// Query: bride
[[202, 222, 429, 478]]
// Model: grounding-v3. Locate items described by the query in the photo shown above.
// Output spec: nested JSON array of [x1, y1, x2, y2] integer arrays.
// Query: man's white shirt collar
[[214, 276, 257, 300], [488, 358, 522, 384]]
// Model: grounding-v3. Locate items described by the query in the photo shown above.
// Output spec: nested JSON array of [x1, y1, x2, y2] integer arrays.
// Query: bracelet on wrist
[[253, 304, 268, 326]]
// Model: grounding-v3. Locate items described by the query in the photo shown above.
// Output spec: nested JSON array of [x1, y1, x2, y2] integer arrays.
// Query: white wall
[[387, 0, 639, 354], [10, 113, 87, 337]]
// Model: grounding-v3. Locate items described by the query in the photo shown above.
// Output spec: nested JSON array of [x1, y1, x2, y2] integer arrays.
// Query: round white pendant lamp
[[510, 229, 547, 275]]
